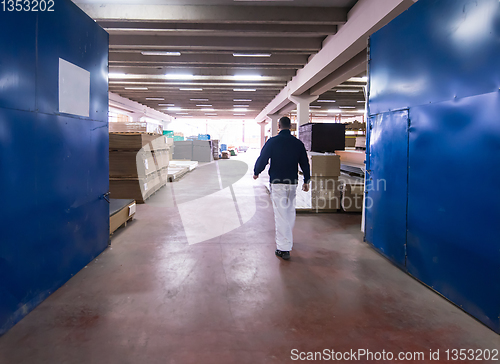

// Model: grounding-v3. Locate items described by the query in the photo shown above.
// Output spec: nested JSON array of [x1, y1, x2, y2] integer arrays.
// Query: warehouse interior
[[0, 0, 499, 362]]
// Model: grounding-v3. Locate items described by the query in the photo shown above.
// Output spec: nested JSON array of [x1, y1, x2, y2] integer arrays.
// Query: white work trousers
[[270, 184, 297, 252]]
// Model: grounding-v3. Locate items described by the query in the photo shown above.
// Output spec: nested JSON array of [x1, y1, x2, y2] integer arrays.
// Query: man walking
[[253, 116, 311, 260]]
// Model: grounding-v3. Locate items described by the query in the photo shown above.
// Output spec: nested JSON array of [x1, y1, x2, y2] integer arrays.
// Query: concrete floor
[[0, 151, 498, 363]]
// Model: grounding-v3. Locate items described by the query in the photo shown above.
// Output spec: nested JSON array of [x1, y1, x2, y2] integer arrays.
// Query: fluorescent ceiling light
[[232, 75, 263, 80], [165, 74, 194, 79], [317, 100, 336, 103], [191, 98, 209, 101], [233, 105, 249, 108], [234, 88, 256, 92], [357, 100, 366, 103], [196, 104, 212, 107], [309, 105, 321, 109], [234, 114, 246, 116], [205, 113, 218, 116], [176, 113, 189, 115], [124, 87, 148, 90], [141, 51, 181, 56], [109, 73, 127, 79], [234, 108, 248, 112], [233, 53, 271, 57], [180, 88, 203, 91], [158, 103, 175, 106], [349, 76, 368, 82], [167, 107, 182, 111], [145, 97, 165, 101], [201, 108, 215, 111], [328, 109, 342, 113], [234, 99, 252, 102], [339, 106, 356, 109], [336, 89, 361, 93], [314, 114, 328, 117]]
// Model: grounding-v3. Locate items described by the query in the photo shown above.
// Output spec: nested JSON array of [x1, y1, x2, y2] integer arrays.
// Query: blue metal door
[[365, 110, 409, 269]]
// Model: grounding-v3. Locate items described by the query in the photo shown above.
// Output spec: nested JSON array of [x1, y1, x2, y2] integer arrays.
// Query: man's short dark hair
[[279, 116, 291, 129]]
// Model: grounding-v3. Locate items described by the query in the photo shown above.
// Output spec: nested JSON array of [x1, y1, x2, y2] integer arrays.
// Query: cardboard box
[[309, 176, 339, 191], [311, 189, 341, 210], [308, 154, 341, 177], [109, 122, 163, 135], [110, 177, 147, 203], [109, 133, 158, 151], [345, 137, 356, 148], [341, 182, 364, 212], [109, 150, 157, 178]]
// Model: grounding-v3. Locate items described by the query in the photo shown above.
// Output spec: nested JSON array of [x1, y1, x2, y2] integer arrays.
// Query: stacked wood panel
[[109, 133, 171, 203]]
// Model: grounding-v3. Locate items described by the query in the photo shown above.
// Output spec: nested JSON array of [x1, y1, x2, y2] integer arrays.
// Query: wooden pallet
[[110, 199, 136, 236], [167, 166, 190, 182]]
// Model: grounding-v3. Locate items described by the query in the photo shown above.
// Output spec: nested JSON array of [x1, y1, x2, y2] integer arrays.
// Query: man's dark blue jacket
[[254, 129, 311, 184]]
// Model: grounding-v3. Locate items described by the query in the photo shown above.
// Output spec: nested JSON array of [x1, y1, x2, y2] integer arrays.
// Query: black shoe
[[275, 249, 290, 260]]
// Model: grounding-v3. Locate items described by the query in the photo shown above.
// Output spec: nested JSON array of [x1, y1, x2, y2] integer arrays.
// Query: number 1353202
[[2, 0, 54, 12]]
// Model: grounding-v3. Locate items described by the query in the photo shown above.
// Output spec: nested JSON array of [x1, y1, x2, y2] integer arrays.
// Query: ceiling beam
[[108, 35, 324, 52], [109, 52, 310, 66], [100, 22, 338, 37], [109, 67, 298, 78], [310, 49, 367, 95], [76, 5, 348, 24]]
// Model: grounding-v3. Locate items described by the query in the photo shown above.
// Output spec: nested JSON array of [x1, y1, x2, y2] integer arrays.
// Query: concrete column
[[258, 121, 267, 149], [288, 95, 318, 132], [267, 113, 280, 137]]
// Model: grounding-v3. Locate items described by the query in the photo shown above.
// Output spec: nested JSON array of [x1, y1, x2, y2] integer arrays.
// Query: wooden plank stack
[[109, 133, 171, 203]]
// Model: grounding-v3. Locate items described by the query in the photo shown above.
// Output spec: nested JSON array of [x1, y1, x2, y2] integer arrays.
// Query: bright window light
[[233, 53, 271, 57], [141, 51, 181, 56]]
